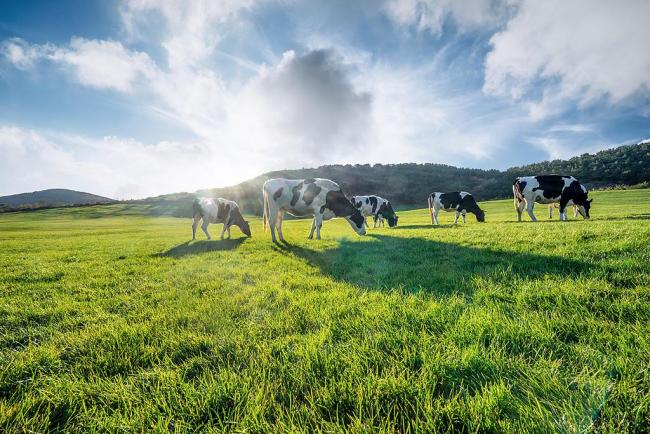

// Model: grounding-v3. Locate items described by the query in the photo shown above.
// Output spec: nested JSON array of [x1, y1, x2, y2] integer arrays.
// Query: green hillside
[[1, 189, 648, 432], [0, 189, 115, 212], [131, 141, 650, 217]]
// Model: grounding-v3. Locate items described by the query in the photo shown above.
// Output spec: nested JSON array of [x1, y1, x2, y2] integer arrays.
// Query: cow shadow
[[156, 239, 246, 258], [596, 213, 650, 221], [278, 234, 589, 296], [392, 224, 455, 230]]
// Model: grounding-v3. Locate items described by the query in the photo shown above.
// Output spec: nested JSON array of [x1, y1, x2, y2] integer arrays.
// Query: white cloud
[[1, 37, 156, 93], [0, 126, 263, 199], [120, 0, 260, 68], [224, 49, 373, 166], [51, 38, 157, 92], [484, 0, 650, 117], [0, 38, 50, 70], [383, 0, 512, 35], [548, 123, 596, 134]]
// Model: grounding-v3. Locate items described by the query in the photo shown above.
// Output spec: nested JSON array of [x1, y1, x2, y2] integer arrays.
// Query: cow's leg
[[548, 205, 553, 220], [433, 208, 440, 225], [558, 198, 569, 221], [462, 212, 466, 224], [201, 219, 211, 240], [516, 200, 525, 222], [453, 211, 460, 224], [308, 218, 317, 239], [267, 205, 278, 242], [573, 205, 578, 218], [315, 213, 324, 240], [227, 226, 231, 238], [192, 215, 201, 240], [276, 212, 285, 242], [525, 200, 537, 222]]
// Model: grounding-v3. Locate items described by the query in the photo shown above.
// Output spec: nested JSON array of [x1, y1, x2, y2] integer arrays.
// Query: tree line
[[129, 141, 650, 217]]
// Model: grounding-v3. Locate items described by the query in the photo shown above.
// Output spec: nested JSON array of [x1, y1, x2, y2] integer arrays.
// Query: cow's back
[[264, 178, 335, 215]]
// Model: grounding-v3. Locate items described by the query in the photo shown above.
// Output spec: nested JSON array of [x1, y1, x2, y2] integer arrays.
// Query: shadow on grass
[[391, 224, 455, 230], [277, 234, 589, 295], [595, 213, 650, 221], [156, 239, 246, 258]]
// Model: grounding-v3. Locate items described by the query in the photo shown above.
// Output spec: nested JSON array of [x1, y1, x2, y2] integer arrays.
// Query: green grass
[[1, 189, 649, 432]]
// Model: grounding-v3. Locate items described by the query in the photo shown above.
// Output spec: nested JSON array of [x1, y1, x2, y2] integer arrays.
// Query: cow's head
[[577, 198, 592, 219], [326, 190, 366, 235], [346, 210, 367, 235], [230, 208, 252, 236], [378, 202, 399, 227], [239, 220, 252, 237], [474, 207, 486, 222]]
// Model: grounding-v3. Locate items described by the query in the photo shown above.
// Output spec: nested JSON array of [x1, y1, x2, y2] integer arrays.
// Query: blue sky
[[1, 0, 648, 198]]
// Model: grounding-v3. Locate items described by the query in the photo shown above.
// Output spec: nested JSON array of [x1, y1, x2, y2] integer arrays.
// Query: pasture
[[1, 189, 649, 432]]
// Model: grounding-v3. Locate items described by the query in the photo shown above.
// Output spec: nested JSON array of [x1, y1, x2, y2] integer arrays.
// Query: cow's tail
[[262, 188, 269, 233], [512, 178, 524, 209], [192, 198, 202, 219]]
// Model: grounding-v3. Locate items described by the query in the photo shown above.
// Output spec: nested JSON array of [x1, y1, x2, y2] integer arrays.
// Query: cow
[[192, 198, 251, 240], [513, 175, 592, 222], [428, 192, 485, 225], [351, 195, 399, 228], [548, 203, 579, 220], [262, 178, 366, 242]]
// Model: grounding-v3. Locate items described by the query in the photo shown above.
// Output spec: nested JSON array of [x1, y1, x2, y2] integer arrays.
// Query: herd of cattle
[[191, 175, 593, 241]]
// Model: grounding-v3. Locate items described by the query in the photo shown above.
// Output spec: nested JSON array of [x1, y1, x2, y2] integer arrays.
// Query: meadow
[[1, 189, 649, 432]]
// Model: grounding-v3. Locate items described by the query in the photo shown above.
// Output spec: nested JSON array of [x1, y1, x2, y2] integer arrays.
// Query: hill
[[132, 140, 650, 217], [0, 188, 116, 211]]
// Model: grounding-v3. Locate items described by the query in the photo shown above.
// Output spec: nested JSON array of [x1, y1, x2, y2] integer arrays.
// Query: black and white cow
[[428, 192, 485, 225], [513, 175, 592, 222], [351, 195, 399, 228], [192, 198, 251, 240], [262, 178, 366, 242]]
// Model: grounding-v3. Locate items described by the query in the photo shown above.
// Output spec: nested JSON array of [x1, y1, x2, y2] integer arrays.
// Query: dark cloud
[[253, 49, 372, 158]]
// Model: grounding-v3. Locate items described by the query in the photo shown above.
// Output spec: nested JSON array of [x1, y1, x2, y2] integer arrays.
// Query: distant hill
[[0, 189, 116, 211], [130, 140, 650, 217]]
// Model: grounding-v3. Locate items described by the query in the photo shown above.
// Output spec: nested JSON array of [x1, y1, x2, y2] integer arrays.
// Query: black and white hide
[[428, 192, 485, 225], [351, 195, 399, 228], [513, 176, 592, 222], [192, 198, 251, 240], [262, 178, 366, 242]]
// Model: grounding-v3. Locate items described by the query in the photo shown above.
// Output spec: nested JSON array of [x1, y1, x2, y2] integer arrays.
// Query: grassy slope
[[0, 189, 648, 432]]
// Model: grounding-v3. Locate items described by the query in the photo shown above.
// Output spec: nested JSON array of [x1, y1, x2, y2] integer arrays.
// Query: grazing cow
[[548, 203, 579, 220], [351, 195, 399, 228], [263, 178, 366, 242], [428, 192, 485, 224], [192, 198, 251, 240], [513, 175, 592, 222]]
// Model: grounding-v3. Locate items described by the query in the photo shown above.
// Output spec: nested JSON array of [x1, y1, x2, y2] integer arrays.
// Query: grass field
[[1, 189, 649, 432]]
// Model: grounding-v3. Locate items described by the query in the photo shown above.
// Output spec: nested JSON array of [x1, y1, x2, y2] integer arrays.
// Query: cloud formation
[[226, 49, 372, 164], [384, 0, 512, 35], [0, 126, 261, 199], [1, 0, 648, 197], [1, 37, 155, 92], [484, 0, 650, 118]]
